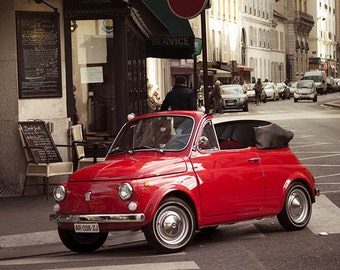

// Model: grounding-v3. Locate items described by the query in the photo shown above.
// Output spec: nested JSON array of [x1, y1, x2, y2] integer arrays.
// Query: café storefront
[[64, 0, 195, 138], [0, 0, 195, 195]]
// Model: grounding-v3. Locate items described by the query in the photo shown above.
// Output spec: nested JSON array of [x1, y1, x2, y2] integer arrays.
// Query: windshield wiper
[[130, 146, 165, 154], [108, 147, 128, 155]]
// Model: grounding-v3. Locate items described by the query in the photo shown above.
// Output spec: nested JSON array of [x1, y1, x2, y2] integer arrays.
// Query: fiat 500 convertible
[[50, 111, 319, 253]]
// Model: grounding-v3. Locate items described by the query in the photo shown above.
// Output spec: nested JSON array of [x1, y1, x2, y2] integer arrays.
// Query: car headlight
[[53, 185, 66, 201], [119, 183, 133, 200]]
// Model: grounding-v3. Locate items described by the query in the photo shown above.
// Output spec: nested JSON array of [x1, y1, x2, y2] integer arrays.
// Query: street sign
[[167, 0, 209, 19], [193, 38, 202, 56]]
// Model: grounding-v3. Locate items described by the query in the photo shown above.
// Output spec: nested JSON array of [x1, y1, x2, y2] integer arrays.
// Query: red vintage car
[[50, 111, 319, 253]]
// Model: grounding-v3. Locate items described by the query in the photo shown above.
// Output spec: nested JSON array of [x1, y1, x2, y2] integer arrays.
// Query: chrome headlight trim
[[53, 185, 66, 202], [119, 183, 133, 200]]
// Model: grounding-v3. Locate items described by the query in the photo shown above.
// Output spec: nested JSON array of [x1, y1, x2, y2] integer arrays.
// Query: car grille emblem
[[85, 192, 92, 202]]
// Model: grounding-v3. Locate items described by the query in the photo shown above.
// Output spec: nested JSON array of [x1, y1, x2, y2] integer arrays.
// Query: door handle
[[248, 157, 260, 162]]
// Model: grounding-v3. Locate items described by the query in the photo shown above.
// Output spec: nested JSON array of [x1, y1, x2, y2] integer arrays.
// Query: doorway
[[71, 19, 115, 136]]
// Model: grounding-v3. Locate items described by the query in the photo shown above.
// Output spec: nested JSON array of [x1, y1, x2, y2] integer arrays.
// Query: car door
[[190, 121, 265, 217]]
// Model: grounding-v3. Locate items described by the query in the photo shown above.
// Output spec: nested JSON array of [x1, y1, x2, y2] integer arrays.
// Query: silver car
[[294, 80, 317, 102], [263, 82, 279, 101], [220, 84, 249, 112]]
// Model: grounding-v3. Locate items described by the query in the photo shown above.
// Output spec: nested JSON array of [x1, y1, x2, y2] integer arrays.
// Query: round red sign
[[167, 0, 209, 19]]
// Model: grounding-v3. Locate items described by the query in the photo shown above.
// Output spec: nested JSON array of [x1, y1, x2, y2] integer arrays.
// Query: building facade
[[0, 0, 195, 195], [308, 0, 337, 77]]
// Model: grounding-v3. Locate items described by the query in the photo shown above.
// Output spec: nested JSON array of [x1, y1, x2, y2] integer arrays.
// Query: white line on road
[[299, 153, 340, 160], [49, 261, 200, 270], [308, 195, 340, 235], [314, 173, 340, 179]]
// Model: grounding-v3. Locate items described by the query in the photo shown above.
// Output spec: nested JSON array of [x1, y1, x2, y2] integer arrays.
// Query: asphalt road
[[1, 93, 340, 270]]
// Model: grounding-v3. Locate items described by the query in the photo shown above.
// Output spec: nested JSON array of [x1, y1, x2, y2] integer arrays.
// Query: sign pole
[[201, 11, 209, 114]]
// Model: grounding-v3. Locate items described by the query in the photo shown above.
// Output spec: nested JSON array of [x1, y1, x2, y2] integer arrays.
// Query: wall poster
[[16, 11, 62, 98]]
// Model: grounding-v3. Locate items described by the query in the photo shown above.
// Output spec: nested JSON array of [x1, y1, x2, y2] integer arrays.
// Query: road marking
[[314, 173, 340, 179], [308, 195, 340, 235], [55, 262, 200, 270], [298, 153, 340, 160], [0, 259, 199, 269], [290, 142, 330, 149]]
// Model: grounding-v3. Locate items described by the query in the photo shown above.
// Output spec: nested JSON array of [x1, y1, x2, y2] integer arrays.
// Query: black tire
[[143, 197, 196, 253], [277, 182, 312, 231], [243, 104, 249, 112], [58, 227, 108, 252], [294, 98, 298, 102]]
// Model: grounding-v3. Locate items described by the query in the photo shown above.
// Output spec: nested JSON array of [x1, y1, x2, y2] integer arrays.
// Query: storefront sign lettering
[[151, 37, 191, 47]]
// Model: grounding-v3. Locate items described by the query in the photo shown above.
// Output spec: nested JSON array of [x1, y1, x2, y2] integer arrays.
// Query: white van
[[303, 71, 327, 95]]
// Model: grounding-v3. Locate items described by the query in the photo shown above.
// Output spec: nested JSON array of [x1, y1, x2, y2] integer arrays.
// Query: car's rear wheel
[[277, 182, 312, 231], [143, 197, 196, 253], [58, 227, 108, 252]]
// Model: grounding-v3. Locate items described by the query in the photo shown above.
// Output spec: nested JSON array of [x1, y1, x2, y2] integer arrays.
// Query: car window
[[198, 121, 219, 151]]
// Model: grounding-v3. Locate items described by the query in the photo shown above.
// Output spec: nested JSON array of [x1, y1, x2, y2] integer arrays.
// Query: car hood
[[221, 93, 246, 99], [69, 154, 187, 181], [297, 88, 312, 92]]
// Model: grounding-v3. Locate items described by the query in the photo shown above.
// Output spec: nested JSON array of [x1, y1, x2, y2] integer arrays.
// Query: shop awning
[[142, 0, 195, 59], [200, 68, 232, 78], [237, 65, 254, 72]]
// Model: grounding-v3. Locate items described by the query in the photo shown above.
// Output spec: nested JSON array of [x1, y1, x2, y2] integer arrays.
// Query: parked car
[[287, 81, 297, 96], [326, 77, 335, 93], [50, 111, 318, 254], [263, 82, 279, 100], [334, 78, 340, 92], [245, 83, 266, 103], [276, 82, 290, 99], [220, 84, 249, 111], [294, 80, 317, 102]]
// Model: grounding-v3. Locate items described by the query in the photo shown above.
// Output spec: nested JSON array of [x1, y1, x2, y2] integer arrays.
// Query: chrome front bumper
[[50, 213, 145, 223]]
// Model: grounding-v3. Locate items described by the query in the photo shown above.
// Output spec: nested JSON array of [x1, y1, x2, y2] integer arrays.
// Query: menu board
[[19, 121, 62, 163], [16, 12, 62, 98]]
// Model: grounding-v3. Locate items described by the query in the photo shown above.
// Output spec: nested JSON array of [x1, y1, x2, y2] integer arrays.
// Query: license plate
[[227, 102, 235, 106], [74, 223, 99, 233]]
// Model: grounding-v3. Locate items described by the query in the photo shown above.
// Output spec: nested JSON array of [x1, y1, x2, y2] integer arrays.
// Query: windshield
[[109, 116, 194, 153], [297, 81, 313, 88], [304, 75, 321, 82], [221, 85, 243, 94], [264, 83, 274, 89]]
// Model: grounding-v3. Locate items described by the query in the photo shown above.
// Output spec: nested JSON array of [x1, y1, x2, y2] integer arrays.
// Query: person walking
[[211, 80, 223, 114], [160, 76, 197, 111], [254, 78, 263, 105]]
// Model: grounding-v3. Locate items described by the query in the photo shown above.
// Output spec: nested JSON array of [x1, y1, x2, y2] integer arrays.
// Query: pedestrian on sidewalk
[[211, 80, 223, 114]]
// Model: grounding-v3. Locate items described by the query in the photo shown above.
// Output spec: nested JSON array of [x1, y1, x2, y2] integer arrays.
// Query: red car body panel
[[51, 111, 316, 233]]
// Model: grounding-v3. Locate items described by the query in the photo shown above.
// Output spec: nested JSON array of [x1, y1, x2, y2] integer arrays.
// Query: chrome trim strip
[[50, 213, 145, 223]]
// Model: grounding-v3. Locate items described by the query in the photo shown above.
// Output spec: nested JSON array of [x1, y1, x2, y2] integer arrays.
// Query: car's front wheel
[[58, 227, 108, 252], [143, 197, 196, 253], [277, 182, 312, 231]]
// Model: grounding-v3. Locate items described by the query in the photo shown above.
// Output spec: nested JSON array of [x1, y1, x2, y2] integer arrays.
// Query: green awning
[[142, 0, 195, 59]]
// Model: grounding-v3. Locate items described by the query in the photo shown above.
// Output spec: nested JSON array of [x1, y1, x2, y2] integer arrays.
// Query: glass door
[[71, 19, 115, 136]]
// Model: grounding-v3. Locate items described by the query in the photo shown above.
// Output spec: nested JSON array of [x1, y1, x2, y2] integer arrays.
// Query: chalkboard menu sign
[[16, 12, 62, 98], [19, 121, 62, 163]]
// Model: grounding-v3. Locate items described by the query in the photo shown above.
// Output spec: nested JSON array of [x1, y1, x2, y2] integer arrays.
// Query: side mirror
[[198, 136, 209, 149]]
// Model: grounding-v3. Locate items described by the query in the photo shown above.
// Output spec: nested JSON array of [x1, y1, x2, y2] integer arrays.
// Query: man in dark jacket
[[160, 77, 197, 111]]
